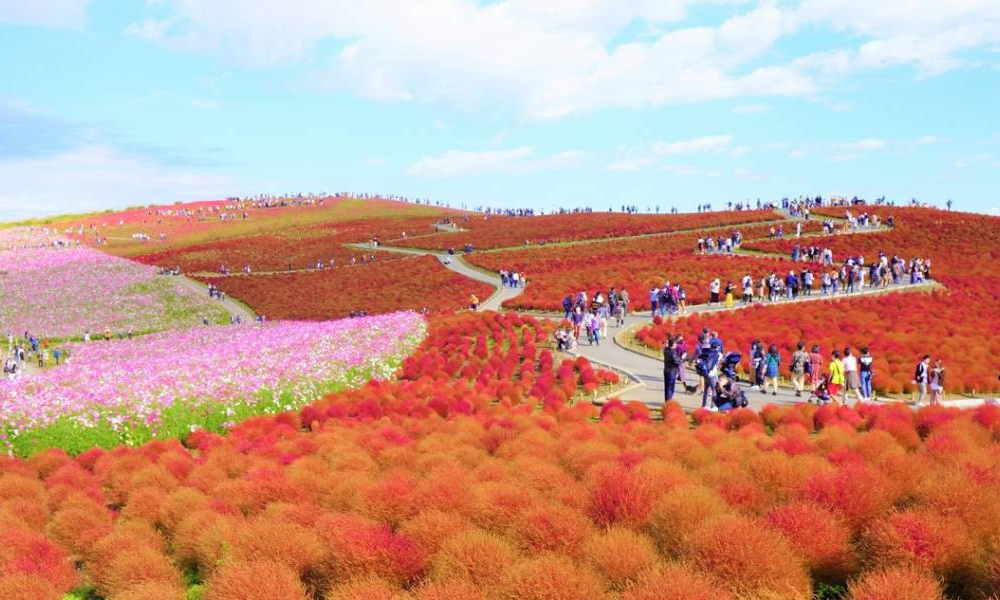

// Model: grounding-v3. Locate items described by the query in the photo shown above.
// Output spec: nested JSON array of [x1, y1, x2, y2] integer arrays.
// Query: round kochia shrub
[[685, 514, 812, 600], [204, 560, 310, 600], [846, 565, 945, 600]]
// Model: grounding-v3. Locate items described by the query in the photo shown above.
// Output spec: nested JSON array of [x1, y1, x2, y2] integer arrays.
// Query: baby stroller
[[721, 351, 742, 381], [809, 375, 832, 404]]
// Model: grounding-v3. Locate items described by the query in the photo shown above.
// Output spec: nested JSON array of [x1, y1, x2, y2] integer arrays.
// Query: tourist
[[809, 344, 824, 389], [859, 346, 874, 401], [649, 287, 659, 318], [914, 355, 931, 405], [697, 340, 722, 408], [617, 288, 629, 326], [724, 282, 735, 309], [709, 279, 721, 305], [562, 294, 573, 320], [469, 294, 479, 311], [750, 340, 765, 390], [790, 342, 810, 398], [764, 344, 781, 396], [929, 359, 945, 404], [828, 349, 845, 399], [663, 335, 682, 403], [842, 347, 861, 404], [571, 306, 584, 341]]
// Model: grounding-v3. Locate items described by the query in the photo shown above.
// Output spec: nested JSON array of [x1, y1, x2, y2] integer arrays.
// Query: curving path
[[173, 275, 257, 322], [369, 237, 948, 411]]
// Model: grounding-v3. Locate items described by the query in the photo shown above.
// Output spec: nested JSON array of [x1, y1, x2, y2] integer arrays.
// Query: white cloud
[[188, 99, 221, 110], [652, 134, 733, 156], [127, 0, 1000, 119], [606, 156, 659, 173], [128, 1, 810, 119], [607, 134, 735, 171], [955, 153, 992, 169], [661, 164, 723, 177], [732, 103, 770, 113], [407, 146, 587, 178], [0, 144, 233, 220], [0, 0, 88, 28]]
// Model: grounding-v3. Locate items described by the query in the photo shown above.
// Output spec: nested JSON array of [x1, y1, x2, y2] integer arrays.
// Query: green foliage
[[814, 581, 847, 600]]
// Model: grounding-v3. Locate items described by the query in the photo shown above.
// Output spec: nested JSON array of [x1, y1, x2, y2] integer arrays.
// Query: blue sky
[[1, 0, 998, 220]]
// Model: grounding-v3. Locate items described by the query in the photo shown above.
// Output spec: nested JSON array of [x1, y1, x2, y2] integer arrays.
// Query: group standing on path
[[3, 331, 71, 380], [661, 327, 960, 410], [560, 288, 631, 347]]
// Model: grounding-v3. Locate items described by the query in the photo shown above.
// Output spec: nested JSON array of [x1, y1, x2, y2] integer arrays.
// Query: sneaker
[[795, 391, 801, 397], [708, 405, 719, 412], [772, 392, 777, 396]]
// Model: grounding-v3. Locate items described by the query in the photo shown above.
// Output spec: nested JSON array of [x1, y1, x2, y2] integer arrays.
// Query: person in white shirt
[[841, 347, 861, 405]]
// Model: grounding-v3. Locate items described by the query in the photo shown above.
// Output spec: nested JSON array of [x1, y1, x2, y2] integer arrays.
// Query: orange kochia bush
[[201, 255, 495, 319], [394, 209, 782, 250], [0, 399, 1000, 598]]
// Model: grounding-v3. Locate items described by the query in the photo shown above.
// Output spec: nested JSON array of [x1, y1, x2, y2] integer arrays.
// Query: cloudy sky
[[1, 0, 998, 219]]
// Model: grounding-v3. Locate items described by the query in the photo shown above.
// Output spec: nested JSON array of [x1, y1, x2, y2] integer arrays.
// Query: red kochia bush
[[766, 502, 858, 582], [0, 527, 78, 591], [587, 464, 653, 528], [315, 512, 426, 586]]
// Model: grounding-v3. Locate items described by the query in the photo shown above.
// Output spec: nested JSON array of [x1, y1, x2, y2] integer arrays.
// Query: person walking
[[808, 344, 824, 389], [790, 342, 810, 398], [709, 279, 721, 305], [698, 340, 722, 408], [929, 359, 945, 404], [749, 340, 765, 390], [859, 346, 874, 401], [764, 344, 781, 396], [842, 347, 861, 405], [724, 282, 735, 309], [469, 294, 479, 311], [914, 355, 931, 405], [828, 349, 845, 399], [663, 336, 682, 403]]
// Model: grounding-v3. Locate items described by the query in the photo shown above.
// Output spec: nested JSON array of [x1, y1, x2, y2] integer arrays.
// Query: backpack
[[914, 363, 924, 380], [695, 354, 708, 376]]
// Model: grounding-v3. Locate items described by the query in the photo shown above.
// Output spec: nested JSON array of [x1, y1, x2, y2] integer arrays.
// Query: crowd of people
[[4, 332, 70, 380], [556, 288, 632, 348], [661, 328, 954, 411]]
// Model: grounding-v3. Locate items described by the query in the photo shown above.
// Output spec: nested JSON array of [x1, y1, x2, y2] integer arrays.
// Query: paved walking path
[[173, 275, 257, 322]]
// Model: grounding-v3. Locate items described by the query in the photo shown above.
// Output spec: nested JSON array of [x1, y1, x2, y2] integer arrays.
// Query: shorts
[[827, 383, 841, 396], [846, 371, 860, 390]]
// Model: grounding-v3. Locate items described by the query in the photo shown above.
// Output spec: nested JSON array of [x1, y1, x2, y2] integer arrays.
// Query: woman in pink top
[[808, 344, 824, 388]]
